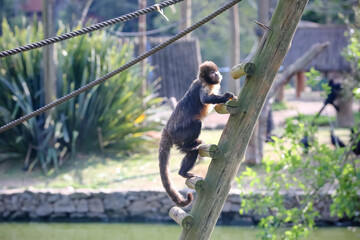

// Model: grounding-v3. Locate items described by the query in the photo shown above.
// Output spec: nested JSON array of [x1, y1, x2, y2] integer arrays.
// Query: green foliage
[[272, 101, 288, 112], [0, 18, 57, 171], [342, 6, 360, 99], [305, 67, 331, 96], [237, 118, 360, 239], [0, 19, 161, 172], [56, 23, 161, 153], [303, 0, 355, 24], [155, 0, 257, 66], [286, 114, 336, 127]]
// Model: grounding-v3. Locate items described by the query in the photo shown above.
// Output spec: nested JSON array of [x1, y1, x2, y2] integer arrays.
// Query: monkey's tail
[[159, 129, 193, 207]]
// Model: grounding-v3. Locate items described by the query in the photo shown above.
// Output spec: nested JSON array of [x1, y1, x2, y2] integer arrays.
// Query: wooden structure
[[148, 37, 201, 100], [22, 0, 42, 14], [280, 23, 350, 98], [169, 1, 309, 239], [283, 24, 350, 72]]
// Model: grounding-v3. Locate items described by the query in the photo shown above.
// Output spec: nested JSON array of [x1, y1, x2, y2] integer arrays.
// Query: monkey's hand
[[223, 92, 236, 100]]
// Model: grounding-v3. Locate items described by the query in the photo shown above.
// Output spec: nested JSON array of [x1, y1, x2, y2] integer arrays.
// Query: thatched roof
[[282, 24, 350, 72]]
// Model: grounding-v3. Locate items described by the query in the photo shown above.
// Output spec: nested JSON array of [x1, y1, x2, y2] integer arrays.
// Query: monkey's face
[[199, 61, 222, 85], [208, 70, 223, 85]]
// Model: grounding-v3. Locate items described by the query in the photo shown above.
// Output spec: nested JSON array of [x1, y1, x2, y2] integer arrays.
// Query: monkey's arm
[[200, 91, 235, 104]]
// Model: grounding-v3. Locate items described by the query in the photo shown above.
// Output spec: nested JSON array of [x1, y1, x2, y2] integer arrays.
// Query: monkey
[[159, 61, 236, 207]]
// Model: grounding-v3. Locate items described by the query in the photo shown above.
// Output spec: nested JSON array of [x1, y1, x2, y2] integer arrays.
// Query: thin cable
[[0, 0, 242, 133], [0, 0, 184, 58]]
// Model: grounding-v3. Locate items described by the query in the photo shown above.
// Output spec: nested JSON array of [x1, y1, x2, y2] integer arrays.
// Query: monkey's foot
[[185, 172, 196, 179]]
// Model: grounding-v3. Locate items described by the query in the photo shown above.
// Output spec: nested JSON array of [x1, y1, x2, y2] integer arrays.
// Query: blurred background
[[0, 1, 359, 239]]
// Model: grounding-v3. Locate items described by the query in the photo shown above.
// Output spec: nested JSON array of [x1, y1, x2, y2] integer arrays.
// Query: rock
[[36, 203, 53, 217], [127, 200, 157, 216], [75, 199, 88, 213], [222, 202, 232, 212], [21, 195, 39, 213], [70, 213, 86, 219], [0, 201, 4, 212], [88, 198, 104, 213], [230, 214, 254, 226], [10, 211, 27, 220], [145, 193, 166, 202], [49, 213, 67, 221], [108, 210, 127, 220], [69, 192, 90, 199], [86, 212, 108, 221], [47, 194, 60, 203], [227, 194, 241, 204], [54, 197, 76, 213], [2, 210, 11, 219], [126, 193, 139, 202], [4, 195, 19, 211], [93, 192, 107, 199], [104, 193, 126, 211]]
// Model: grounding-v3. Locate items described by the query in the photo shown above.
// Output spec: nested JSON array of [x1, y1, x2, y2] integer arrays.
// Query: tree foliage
[[342, 6, 360, 99], [302, 0, 357, 24], [237, 82, 360, 240]]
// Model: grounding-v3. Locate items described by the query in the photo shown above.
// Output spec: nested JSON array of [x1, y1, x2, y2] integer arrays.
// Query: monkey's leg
[[176, 119, 203, 178], [181, 139, 203, 152], [173, 119, 203, 152], [178, 149, 198, 178]]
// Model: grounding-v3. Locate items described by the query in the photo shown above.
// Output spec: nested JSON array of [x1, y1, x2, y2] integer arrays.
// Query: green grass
[[1, 127, 351, 191], [0, 130, 224, 190], [285, 111, 360, 127], [272, 101, 288, 111], [287, 114, 336, 126]]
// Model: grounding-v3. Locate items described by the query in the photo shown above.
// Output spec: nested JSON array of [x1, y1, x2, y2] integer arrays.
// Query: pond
[[0, 223, 359, 240]]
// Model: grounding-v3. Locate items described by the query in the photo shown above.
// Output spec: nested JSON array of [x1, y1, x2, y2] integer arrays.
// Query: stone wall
[[0, 189, 353, 226]]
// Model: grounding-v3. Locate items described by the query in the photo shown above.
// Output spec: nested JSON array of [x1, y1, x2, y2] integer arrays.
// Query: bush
[[0, 19, 161, 172], [237, 118, 360, 240]]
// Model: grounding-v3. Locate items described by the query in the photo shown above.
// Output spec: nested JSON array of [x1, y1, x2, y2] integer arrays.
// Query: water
[[0, 223, 358, 240]]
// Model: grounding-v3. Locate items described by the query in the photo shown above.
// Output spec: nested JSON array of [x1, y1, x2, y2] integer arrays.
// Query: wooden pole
[[169, 207, 194, 230], [180, 0, 192, 39], [185, 177, 206, 194], [42, 0, 56, 108], [139, 0, 147, 96], [257, 0, 270, 38], [244, 0, 271, 164], [229, 5, 240, 93], [231, 62, 256, 79], [296, 71, 305, 98], [179, 1, 309, 239], [214, 99, 239, 114]]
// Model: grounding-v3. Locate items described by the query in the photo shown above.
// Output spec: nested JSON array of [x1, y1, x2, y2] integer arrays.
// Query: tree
[[244, 0, 270, 164], [42, 0, 56, 107], [303, 0, 357, 24], [229, 5, 240, 94], [179, 0, 309, 239], [180, 0, 192, 38]]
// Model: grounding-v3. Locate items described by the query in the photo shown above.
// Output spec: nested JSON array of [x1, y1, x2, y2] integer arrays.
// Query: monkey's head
[[199, 61, 223, 85]]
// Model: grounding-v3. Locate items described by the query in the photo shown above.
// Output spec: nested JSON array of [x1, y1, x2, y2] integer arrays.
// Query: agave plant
[[0, 19, 161, 172], [0, 18, 59, 172]]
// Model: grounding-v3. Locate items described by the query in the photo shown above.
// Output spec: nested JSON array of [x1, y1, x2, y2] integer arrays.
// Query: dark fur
[[159, 61, 235, 207]]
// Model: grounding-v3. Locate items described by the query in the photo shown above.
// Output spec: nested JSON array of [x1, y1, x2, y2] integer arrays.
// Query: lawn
[[0, 126, 350, 191]]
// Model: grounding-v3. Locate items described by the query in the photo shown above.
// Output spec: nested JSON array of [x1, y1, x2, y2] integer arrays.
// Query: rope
[[108, 21, 180, 37], [0, 0, 184, 58], [0, 0, 242, 133]]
